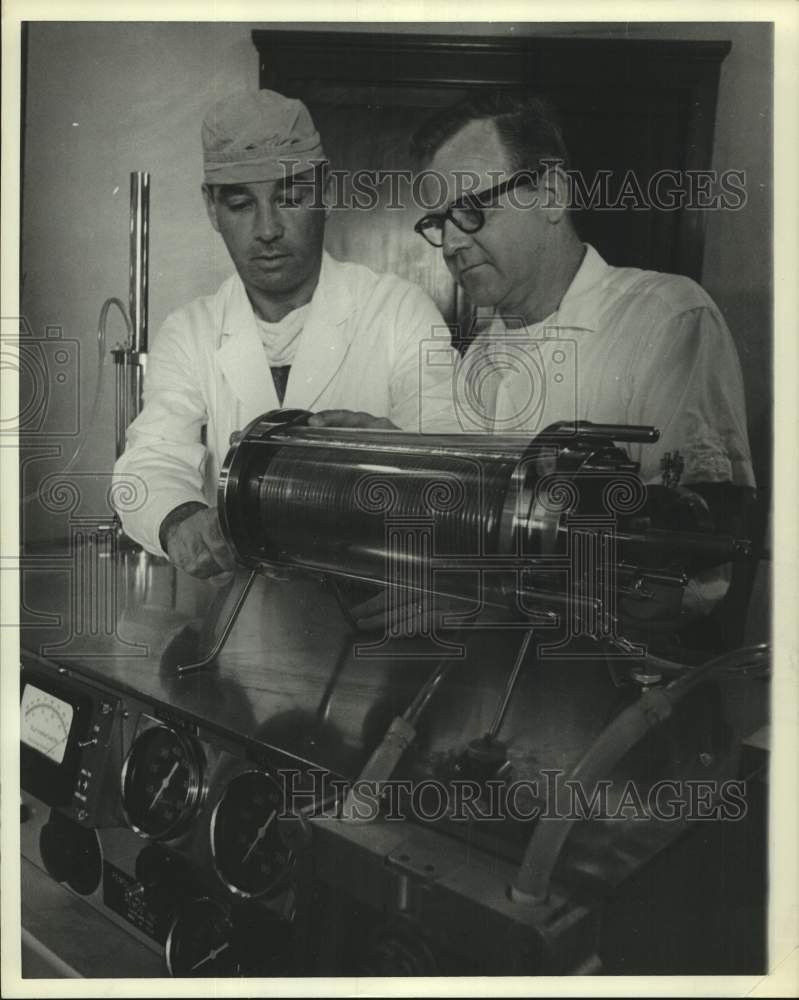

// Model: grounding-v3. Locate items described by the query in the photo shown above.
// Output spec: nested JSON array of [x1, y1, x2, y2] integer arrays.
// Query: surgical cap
[[201, 89, 326, 184]]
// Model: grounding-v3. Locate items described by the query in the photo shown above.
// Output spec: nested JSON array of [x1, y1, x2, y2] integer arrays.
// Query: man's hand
[[348, 586, 469, 633], [308, 410, 398, 430], [162, 505, 236, 580]]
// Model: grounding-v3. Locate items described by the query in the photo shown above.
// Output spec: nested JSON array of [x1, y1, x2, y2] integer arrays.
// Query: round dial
[[210, 769, 293, 898], [121, 724, 204, 840], [165, 898, 239, 977]]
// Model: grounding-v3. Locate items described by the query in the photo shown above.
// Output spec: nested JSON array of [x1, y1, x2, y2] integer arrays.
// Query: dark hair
[[410, 91, 570, 174]]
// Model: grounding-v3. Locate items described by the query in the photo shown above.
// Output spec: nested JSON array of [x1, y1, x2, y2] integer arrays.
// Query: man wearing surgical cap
[[113, 90, 458, 579]]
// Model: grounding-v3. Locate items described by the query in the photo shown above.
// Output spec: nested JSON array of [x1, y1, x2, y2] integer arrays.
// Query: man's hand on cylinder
[[308, 410, 398, 430], [165, 506, 236, 581]]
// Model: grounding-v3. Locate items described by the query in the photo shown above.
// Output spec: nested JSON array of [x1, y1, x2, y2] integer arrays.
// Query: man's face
[[203, 171, 328, 311], [424, 120, 555, 320]]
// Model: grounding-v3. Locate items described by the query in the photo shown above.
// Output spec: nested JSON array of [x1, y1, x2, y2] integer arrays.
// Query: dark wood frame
[[252, 29, 731, 283]]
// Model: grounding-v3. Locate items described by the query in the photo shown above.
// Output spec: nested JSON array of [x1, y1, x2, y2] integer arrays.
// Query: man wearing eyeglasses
[[410, 92, 755, 639]]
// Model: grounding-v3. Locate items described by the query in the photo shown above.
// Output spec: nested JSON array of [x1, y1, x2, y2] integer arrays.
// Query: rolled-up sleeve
[[112, 318, 209, 556], [625, 305, 755, 488]]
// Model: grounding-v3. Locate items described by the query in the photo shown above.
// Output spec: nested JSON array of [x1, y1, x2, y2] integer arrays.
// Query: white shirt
[[454, 243, 755, 489], [254, 302, 309, 366]]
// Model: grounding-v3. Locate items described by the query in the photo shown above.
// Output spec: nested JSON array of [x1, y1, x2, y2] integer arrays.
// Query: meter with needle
[[20, 685, 75, 764], [164, 898, 239, 977], [210, 770, 294, 898], [121, 724, 205, 839]]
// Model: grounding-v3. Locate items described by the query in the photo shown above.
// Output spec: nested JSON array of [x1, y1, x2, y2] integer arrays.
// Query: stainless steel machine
[[19, 412, 770, 978]]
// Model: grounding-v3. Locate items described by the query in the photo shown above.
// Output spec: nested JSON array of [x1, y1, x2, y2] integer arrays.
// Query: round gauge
[[210, 769, 294, 898], [121, 724, 204, 840], [165, 898, 240, 977]]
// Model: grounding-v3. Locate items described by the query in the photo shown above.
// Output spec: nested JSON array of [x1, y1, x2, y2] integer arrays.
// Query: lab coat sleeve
[[386, 284, 460, 433], [112, 315, 210, 556], [624, 304, 755, 489]]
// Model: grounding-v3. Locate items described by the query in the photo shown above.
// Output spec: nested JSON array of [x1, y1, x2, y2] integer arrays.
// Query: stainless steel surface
[[20, 541, 763, 813], [176, 569, 258, 676], [21, 548, 442, 780]]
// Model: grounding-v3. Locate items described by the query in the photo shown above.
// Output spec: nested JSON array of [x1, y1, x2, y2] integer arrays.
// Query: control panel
[[21, 655, 121, 826], [20, 651, 302, 977]]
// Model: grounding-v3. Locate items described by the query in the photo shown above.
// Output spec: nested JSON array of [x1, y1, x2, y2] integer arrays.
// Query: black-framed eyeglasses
[[413, 171, 537, 248]]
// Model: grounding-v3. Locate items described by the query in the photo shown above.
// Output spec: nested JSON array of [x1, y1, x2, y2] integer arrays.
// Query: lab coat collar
[[553, 243, 610, 333], [481, 242, 610, 337], [214, 251, 354, 421], [284, 251, 355, 409]]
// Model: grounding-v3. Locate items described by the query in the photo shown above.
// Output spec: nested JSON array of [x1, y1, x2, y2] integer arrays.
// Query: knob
[[39, 810, 101, 895], [124, 882, 147, 905]]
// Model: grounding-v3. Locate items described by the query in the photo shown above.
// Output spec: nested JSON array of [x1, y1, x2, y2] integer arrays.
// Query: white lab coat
[[113, 251, 458, 555]]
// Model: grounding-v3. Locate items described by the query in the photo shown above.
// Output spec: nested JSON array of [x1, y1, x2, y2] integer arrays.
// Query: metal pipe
[[111, 172, 150, 461], [486, 628, 534, 740], [109, 172, 151, 559], [509, 643, 770, 904], [129, 171, 149, 354], [547, 421, 660, 443], [612, 528, 750, 559], [115, 353, 126, 458]]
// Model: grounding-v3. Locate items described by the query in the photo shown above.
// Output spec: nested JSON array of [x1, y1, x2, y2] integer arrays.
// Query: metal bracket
[[175, 569, 258, 677]]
